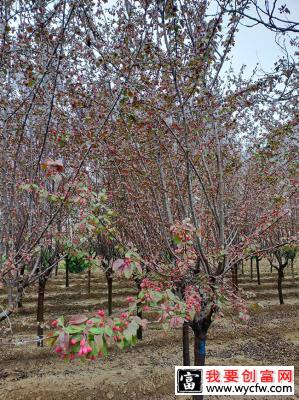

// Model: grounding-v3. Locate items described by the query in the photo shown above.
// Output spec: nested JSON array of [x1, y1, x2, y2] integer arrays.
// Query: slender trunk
[[137, 307, 143, 340], [256, 257, 261, 285], [278, 268, 284, 305], [135, 279, 143, 340], [107, 276, 113, 315], [37, 277, 46, 347], [87, 267, 91, 294], [65, 257, 69, 288], [194, 333, 206, 366], [232, 264, 238, 291], [17, 288, 23, 308], [17, 266, 25, 308], [270, 263, 273, 273], [241, 260, 244, 275], [193, 332, 206, 400], [183, 322, 190, 365], [250, 257, 253, 280], [55, 263, 58, 276]]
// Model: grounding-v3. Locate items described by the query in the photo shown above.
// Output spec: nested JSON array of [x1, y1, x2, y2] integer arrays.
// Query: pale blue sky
[[105, 0, 298, 76], [230, 0, 299, 75]]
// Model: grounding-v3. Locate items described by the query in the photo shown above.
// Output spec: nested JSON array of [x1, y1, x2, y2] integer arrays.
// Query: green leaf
[[57, 316, 64, 327], [89, 327, 105, 335], [104, 326, 113, 337], [65, 325, 85, 334], [90, 340, 99, 356], [102, 338, 108, 356], [131, 335, 137, 346], [152, 291, 163, 302], [172, 235, 181, 245]]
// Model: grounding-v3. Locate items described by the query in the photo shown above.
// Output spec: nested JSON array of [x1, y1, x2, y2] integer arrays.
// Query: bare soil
[[0, 262, 298, 400]]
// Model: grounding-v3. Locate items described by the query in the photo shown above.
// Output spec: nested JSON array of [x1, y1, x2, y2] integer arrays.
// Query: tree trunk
[[183, 322, 190, 365], [87, 267, 91, 294], [137, 307, 143, 340], [232, 264, 238, 291], [241, 260, 244, 275], [193, 331, 206, 400], [278, 268, 284, 305], [250, 257, 253, 280], [194, 333, 206, 366], [135, 279, 143, 340], [55, 263, 58, 276], [37, 277, 46, 347], [17, 266, 25, 308], [65, 257, 69, 288], [256, 257, 261, 285]]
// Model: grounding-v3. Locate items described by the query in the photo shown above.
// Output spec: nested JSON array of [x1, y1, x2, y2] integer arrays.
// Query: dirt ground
[[0, 262, 298, 400]]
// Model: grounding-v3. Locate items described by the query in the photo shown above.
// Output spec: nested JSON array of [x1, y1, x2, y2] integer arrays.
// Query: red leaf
[[69, 314, 88, 325]]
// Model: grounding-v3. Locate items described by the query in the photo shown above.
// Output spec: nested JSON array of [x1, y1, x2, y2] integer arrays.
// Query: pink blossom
[[169, 316, 184, 328], [54, 346, 62, 353], [78, 348, 84, 356], [97, 309, 105, 317]]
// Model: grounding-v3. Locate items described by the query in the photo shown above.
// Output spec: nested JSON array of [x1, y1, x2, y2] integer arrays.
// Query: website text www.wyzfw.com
[[206, 383, 293, 395]]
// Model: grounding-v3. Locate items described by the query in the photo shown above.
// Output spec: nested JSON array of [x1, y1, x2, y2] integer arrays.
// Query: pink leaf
[[69, 314, 88, 325], [112, 259, 124, 272]]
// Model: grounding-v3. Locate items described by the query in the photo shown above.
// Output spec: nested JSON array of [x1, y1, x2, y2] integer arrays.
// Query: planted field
[[0, 262, 298, 400]]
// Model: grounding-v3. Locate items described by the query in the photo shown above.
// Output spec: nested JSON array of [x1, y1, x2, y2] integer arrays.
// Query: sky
[[229, 0, 299, 76], [104, 0, 298, 78]]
